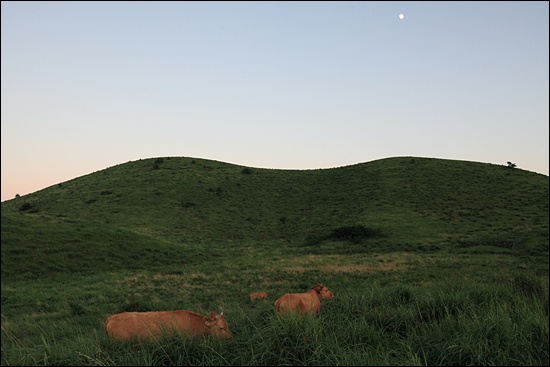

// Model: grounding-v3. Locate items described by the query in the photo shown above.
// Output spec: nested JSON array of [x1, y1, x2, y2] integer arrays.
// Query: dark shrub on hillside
[[329, 225, 382, 243], [152, 158, 164, 170], [241, 168, 253, 174], [18, 202, 39, 213], [19, 203, 33, 211], [304, 225, 384, 247]]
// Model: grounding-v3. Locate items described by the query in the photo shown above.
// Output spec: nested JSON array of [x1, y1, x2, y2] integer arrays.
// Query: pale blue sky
[[2, 1, 548, 201]]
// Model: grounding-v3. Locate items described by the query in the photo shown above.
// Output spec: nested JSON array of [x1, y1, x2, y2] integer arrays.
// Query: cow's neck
[[305, 289, 320, 299]]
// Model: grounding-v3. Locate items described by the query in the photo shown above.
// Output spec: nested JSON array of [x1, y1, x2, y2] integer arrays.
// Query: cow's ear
[[210, 311, 216, 320]]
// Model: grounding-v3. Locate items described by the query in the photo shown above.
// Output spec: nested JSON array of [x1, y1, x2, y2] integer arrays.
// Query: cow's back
[[104, 310, 205, 342], [275, 292, 321, 315]]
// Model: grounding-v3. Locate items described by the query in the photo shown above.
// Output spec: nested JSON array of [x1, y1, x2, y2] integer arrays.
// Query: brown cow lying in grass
[[249, 291, 269, 300], [104, 310, 232, 342], [274, 283, 334, 315]]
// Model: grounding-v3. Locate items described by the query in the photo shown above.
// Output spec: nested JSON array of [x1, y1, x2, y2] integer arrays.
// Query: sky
[[1, 1, 549, 202]]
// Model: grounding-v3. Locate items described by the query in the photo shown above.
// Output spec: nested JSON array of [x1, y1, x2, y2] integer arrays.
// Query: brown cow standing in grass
[[249, 291, 269, 300], [274, 284, 334, 315], [104, 310, 232, 342]]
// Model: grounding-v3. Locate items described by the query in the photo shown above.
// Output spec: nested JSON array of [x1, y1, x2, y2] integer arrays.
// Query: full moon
[[399, 13, 405, 20]]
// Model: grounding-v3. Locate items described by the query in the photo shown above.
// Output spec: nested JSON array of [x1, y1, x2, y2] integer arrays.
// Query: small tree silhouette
[[507, 161, 517, 169]]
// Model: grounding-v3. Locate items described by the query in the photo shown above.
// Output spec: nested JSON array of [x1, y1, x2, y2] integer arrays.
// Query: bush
[[19, 203, 33, 212], [328, 225, 382, 243]]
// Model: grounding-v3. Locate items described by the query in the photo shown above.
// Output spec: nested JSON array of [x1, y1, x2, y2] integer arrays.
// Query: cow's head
[[313, 284, 334, 300], [204, 311, 232, 340]]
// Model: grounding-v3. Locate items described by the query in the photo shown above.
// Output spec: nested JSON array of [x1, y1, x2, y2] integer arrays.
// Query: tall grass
[[2, 278, 547, 366]]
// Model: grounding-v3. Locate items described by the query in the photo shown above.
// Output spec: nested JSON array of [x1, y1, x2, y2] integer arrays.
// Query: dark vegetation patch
[[305, 225, 386, 251], [328, 225, 384, 243], [18, 202, 34, 212]]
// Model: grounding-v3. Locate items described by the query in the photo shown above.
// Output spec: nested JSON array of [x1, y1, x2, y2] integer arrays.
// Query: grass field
[[1, 156, 548, 365]]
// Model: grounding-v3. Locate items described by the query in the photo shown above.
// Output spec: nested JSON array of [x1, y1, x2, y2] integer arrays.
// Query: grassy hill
[[2, 155, 548, 252], [1, 156, 548, 366]]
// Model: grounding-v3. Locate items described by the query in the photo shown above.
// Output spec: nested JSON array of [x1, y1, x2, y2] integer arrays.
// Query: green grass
[[1, 156, 548, 365]]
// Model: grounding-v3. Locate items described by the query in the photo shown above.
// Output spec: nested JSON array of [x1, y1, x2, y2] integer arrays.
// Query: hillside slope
[[2, 156, 548, 256]]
